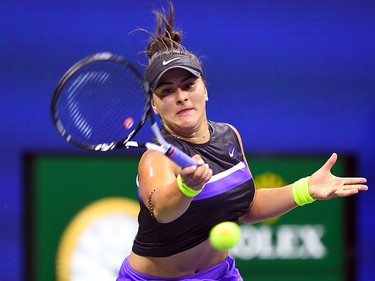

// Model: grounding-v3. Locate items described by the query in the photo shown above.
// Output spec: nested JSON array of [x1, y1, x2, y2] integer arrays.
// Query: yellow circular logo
[[56, 197, 139, 281]]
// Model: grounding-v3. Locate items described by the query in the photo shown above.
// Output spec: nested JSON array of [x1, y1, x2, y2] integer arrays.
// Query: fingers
[[334, 189, 359, 197], [342, 182, 368, 192], [179, 155, 205, 174], [311, 174, 368, 200], [191, 154, 205, 165], [334, 185, 365, 197], [333, 181, 368, 197], [342, 177, 367, 185], [321, 153, 338, 172], [179, 154, 212, 189], [339, 177, 368, 191], [192, 161, 212, 182]]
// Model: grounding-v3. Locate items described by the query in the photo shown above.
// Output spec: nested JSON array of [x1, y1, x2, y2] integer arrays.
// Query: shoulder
[[139, 149, 179, 174], [209, 121, 241, 140], [137, 149, 179, 202], [209, 120, 237, 130]]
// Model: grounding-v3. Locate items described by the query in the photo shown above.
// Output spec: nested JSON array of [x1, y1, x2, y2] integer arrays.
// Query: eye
[[183, 83, 194, 90], [155, 87, 176, 96], [162, 88, 176, 95], [182, 80, 197, 91]]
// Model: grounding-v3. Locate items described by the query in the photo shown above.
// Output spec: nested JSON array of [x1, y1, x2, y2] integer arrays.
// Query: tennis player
[[116, 3, 367, 281]]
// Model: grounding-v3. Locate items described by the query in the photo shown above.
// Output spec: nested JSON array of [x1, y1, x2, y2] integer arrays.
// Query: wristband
[[177, 174, 204, 197], [292, 176, 316, 206]]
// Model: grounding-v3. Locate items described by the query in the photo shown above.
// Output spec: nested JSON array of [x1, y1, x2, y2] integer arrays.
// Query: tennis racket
[[51, 52, 197, 168]]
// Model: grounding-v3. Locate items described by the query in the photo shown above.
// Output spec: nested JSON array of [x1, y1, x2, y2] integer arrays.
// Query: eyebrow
[[156, 74, 197, 89]]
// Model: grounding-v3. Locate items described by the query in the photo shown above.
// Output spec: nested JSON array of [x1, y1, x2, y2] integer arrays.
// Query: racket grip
[[165, 145, 198, 168]]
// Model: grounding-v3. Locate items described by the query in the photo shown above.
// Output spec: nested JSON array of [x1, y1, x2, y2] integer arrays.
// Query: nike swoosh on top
[[162, 57, 180, 65]]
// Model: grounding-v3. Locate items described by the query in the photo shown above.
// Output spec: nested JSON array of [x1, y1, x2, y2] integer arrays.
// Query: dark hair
[[144, 2, 204, 91], [146, 2, 184, 59]]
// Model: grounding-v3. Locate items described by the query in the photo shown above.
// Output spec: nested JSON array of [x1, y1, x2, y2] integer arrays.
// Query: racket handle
[[165, 145, 198, 168]]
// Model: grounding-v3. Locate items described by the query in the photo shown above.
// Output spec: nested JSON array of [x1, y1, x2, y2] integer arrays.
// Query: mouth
[[177, 108, 193, 115]]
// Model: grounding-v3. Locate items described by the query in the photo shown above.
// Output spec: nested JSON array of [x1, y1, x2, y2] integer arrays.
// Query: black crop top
[[132, 121, 255, 257]]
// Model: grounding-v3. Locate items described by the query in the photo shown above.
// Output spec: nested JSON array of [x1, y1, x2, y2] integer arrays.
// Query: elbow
[[151, 207, 183, 224], [239, 212, 255, 224], [239, 204, 262, 224], [152, 212, 174, 224]]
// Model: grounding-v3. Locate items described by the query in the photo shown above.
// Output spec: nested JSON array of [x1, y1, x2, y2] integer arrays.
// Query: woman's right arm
[[137, 150, 212, 223]]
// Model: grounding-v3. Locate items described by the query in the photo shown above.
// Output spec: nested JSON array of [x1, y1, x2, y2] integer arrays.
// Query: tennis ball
[[209, 221, 241, 251]]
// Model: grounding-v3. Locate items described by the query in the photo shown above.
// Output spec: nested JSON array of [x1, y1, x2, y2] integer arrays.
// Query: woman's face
[[151, 68, 208, 136]]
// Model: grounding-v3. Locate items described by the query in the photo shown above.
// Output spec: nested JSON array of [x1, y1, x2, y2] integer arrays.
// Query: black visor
[[145, 52, 203, 92]]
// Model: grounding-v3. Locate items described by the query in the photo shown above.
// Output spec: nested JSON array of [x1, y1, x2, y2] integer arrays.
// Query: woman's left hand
[[309, 153, 368, 200]]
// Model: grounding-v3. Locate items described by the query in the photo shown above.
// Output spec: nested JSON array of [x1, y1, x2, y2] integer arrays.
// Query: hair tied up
[[146, 2, 183, 59]]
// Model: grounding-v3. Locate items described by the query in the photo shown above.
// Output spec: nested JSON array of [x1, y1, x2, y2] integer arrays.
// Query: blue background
[[1, 0, 374, 280]]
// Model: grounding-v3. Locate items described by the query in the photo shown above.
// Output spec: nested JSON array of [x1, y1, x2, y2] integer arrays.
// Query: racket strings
[[56, 60, 146, 146]]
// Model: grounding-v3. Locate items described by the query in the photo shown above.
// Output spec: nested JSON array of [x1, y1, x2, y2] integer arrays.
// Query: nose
[[176, 88, 188, 104]]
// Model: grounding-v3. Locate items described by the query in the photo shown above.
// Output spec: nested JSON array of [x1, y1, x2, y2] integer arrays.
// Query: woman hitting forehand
[[116, 3, 367, 280]]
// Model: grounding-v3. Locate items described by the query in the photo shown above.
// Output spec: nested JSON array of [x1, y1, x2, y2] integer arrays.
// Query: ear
[[151, 98, 159, 115], [205, 88, 209, 101]]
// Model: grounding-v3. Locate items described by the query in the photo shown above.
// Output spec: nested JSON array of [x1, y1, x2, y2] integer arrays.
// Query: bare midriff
[[128, 239, 228, 278]]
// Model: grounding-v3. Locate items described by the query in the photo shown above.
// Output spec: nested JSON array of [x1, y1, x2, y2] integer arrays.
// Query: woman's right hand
[[178, 154, 212, 191]]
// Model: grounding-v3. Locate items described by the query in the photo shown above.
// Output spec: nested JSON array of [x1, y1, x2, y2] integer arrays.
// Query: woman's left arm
[[240, 153, 368, 224]]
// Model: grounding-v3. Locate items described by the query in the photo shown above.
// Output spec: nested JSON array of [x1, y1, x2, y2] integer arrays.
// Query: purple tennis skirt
[[116, 255, 243, 281]]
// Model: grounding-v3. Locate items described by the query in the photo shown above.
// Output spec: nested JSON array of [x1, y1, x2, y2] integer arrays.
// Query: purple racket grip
[[165, 145, 198, 168]]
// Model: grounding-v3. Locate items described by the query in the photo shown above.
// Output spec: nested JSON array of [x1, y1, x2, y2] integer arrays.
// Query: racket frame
[[51, 52, 197, 168], [51, 52, 149, 152]]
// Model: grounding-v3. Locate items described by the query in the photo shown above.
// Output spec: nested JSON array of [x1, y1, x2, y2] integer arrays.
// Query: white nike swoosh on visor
[[162, 57, 180, 65]]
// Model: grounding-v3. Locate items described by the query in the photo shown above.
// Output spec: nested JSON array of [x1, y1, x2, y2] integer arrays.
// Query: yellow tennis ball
[[209, 221, 241, 251]]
